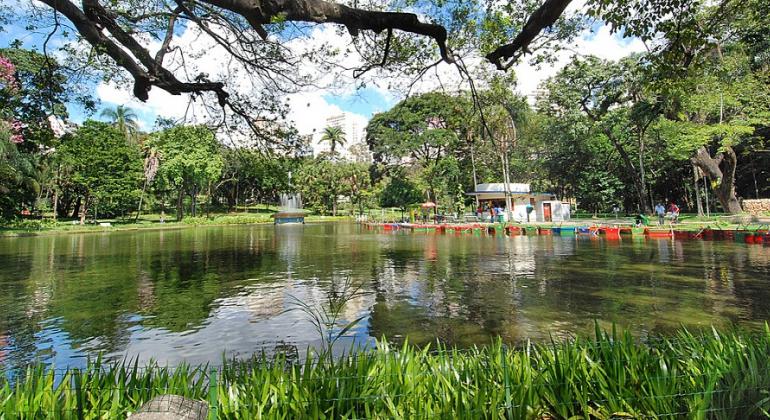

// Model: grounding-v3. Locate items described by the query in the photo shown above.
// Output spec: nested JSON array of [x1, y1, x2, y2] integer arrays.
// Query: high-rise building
[[313, 113, 369, 161]]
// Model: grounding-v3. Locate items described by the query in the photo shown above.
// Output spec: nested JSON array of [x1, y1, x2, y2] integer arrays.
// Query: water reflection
[[1, 224, 769, 369]]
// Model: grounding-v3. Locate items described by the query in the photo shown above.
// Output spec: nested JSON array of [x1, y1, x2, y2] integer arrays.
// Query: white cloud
[[513, 23, 647, 102]]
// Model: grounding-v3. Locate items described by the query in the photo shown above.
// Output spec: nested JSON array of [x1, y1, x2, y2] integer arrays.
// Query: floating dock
[[361, 222, 769, 245]]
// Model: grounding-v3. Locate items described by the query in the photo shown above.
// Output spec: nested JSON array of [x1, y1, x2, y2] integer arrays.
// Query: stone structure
[[742, 199, 770, 216], [129, 395, 207, 420]]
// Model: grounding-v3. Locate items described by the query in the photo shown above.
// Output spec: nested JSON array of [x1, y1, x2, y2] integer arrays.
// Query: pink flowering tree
[[0, 55, 23, 144]]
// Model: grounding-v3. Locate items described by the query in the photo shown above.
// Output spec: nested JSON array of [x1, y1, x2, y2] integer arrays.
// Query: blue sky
[[323, 87, 393, 118]]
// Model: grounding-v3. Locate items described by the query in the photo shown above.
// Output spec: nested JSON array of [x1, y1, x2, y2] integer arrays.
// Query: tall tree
[[658, 49, 769, 213], [57, 121, 143, 223], [541, 56, 655, 213], [147, 125, 224, 220], [0, 48, 75, 218], [100, 105, 140, 142], [320, 126, 346, 157]]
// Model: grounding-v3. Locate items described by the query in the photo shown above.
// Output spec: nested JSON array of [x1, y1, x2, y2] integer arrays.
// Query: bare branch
[[353, 27, 392, 78], [154, 7, 182, 66]]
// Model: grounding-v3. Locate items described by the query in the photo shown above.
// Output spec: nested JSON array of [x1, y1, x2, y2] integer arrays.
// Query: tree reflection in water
[[0, 224, 768, 369]]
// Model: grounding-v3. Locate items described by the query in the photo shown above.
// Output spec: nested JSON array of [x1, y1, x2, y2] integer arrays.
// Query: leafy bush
[[0, 218, 58, 230]]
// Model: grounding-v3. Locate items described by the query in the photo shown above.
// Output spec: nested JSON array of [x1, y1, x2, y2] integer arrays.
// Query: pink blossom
[[0, 56, 18, 92], [1, 119, 23, 144]]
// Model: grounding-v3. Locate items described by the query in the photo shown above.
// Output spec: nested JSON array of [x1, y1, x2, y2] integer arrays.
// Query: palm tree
[[100, 105, 139, 142], [320, 126, 346, 157]]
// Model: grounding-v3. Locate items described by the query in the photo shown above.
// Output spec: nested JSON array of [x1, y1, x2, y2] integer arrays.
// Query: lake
[[1, 223, 769, 370]]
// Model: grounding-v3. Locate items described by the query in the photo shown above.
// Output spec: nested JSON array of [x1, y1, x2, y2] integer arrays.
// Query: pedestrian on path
[[655, 203, 666, 225]]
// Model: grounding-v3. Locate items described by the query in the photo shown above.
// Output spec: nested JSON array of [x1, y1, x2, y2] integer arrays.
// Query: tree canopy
[[146, 125, 224, 219], [57, 121, 143, 222]]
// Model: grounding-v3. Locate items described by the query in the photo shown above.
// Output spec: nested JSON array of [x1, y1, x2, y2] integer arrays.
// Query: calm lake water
[[1, 223, 770, 369]]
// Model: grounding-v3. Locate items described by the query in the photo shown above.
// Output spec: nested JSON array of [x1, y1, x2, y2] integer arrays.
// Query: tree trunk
[[191, 185, 198, 217], [176, 189, 184, 221], [135, 177, 148, 223], [468, 134, 480, 209], [52, 189, 59, 221], [690, 146, 742, 214], [79, 194, 88, 225], [692, 163, 704, 216], [72, 196, 81, 219], [603, 127, 651, 214]]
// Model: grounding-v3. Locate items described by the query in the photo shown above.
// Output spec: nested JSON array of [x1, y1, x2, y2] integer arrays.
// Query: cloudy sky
[[2, 3, 645, 144]]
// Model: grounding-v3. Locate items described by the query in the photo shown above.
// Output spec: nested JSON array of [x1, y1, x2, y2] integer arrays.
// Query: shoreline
[[0, 215, 352, 238]]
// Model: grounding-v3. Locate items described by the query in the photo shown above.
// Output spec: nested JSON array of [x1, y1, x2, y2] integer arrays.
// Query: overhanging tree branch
[[485, 0, 573, 69]]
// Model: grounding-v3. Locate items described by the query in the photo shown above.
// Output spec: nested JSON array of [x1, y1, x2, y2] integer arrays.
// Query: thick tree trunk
[[72, 196, 81, 219], [692, 164, 704, 216], [79, 194, 88, 225], [690, 146, 742, 214]]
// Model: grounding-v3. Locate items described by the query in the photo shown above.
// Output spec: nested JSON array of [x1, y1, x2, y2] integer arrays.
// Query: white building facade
[[312, 113, 370, 162], [467, 183, 571, 223]]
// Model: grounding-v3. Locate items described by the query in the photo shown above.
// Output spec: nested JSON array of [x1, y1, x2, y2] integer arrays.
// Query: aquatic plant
[[2, 326, 770, 418]]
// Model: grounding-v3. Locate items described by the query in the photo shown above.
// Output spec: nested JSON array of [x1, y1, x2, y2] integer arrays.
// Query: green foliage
[[658, 48, 770, 159], [319, 125, 346, 156], [57, 121, 143, 217], [0, 128, 40, 218], [100, 104, 139, 141], [366, 92, 470, 166], [149, 125, 224, 191], [147, 125, 224, 218], [0, 48, 73, 218], [379, 172, 423, 210], [295, 158, 370, 215], [215, 148, 290, 209], [4, 327, 770, 418]]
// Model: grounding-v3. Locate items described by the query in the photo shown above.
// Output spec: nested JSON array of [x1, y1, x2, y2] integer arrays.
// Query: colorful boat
[[646, 228, 673, 238], [673, 230, 697, 240], [551, 227, 561, 235], [538, 227, 553, 235], [559, 227, 577, 236], [734, 230, 750, 243], [600, 227, 621, 239], [506, 225, 523, 235], [524, 226, 538, 235]]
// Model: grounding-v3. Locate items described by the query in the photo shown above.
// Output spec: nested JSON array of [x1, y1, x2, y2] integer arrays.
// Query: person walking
[[655, 203, 666, 225], [668, 202, 680, 224]]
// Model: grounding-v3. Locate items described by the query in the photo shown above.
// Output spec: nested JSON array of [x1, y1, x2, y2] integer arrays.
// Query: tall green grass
[[3, 326, 770, 419]]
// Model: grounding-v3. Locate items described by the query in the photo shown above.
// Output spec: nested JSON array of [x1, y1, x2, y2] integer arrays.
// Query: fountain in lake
[[271, 172, 306, 224]]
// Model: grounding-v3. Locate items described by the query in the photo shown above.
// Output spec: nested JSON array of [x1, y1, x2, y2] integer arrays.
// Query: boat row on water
[[362, 222, 770, 245]]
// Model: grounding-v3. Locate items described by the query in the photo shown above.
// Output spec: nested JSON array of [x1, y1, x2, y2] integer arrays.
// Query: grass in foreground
[[3, 325, 770, 419]]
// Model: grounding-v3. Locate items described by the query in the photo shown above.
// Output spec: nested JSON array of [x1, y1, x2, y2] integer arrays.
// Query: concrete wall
[[743, 199, 770, 215]]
